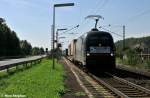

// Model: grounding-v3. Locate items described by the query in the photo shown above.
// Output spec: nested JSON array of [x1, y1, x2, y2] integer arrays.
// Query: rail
[[117, 64, 150, 77], [88, 73, 129, 98], [0, 55, 46, 72]]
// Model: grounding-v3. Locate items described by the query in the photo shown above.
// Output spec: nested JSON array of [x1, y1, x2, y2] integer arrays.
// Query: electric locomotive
[[73, 28, 115, 72], [68, 15, 116, 72]]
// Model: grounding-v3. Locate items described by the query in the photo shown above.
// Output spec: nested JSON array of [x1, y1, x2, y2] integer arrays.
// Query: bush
[[126, 49, 142, 66]]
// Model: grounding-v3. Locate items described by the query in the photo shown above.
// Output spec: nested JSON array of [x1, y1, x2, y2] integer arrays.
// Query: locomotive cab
[[85, 28, 115, 72]]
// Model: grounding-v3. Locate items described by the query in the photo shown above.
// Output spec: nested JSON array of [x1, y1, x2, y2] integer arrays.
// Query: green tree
[[126, 49, 142, 65], [0, 18, 5, 24], [0, 18, 6, 56], [0, 18, 22, 56], [0, 18, 12, 56], [31, 47, 45, 55], [32, 47, 40, 55], [40, 47, 45, 54], [20, 40, 32, 55], [11, 31, 21, 56]]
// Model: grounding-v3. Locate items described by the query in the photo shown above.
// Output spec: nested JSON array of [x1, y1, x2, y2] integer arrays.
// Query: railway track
[[92, 72, 150, 98], [112, 69, 150, 90], [65, 58, 118, 98], [65, 58, 150, 98]]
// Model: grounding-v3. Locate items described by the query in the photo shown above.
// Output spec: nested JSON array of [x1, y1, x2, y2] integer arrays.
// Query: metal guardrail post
[[16, 64, 19, 70], [6, 66, 9, 73]]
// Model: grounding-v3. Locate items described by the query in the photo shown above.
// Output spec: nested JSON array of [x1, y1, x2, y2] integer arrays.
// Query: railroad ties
[[65, 58, 118, 98], [64, 58, 150, 98]]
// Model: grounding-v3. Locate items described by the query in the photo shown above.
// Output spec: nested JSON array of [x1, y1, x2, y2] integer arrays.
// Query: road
[[0, 55, 46, 66]]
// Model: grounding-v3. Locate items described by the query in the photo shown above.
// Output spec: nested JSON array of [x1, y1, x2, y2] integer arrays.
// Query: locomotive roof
[[87, 28, 111, 36]]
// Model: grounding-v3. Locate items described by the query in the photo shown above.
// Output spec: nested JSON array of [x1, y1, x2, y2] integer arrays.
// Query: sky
[[0, 0, 150, 50]]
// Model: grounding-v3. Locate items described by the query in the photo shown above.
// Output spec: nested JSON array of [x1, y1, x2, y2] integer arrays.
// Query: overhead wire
[[122, 8, 150, 38], [125, 8, 150, 25], [100, 27, 123, 37], [93, 0, 110, 14], [77, 0, 107, 34], [62, 0, 109, 48]]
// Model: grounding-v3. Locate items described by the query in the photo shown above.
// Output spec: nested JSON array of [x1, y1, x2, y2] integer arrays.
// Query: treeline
[[115, 36, 150, 58], [0, 18, 45, 57], [115, 36, 150, 68]]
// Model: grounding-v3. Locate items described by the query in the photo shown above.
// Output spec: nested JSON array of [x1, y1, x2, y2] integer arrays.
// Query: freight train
[[68, 28, 116, 72]]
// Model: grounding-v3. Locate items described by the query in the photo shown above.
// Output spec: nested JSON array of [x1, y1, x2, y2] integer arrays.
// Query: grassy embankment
[[0, 59, 65, 98], [116, 57, 150, 71]]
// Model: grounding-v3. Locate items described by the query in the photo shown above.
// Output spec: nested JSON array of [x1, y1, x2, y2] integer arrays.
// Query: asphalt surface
[[0, 55, 45, 66]]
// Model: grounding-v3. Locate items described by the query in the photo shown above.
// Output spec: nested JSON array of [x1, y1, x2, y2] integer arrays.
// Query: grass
[[75, 92, 86, 96], [116, 57, 150, 72], [0, 59, 65, 98]]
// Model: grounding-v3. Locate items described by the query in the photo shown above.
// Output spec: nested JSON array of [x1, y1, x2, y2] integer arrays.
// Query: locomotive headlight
[[86, 53, 90, 56], [110, 53, 114, 56]]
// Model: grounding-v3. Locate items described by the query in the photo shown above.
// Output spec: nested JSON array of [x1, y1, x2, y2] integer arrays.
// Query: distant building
[[138, 48, 150, 60]]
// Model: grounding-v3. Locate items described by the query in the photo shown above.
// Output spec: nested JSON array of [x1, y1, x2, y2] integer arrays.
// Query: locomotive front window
[[88, 36, 112, 46], [86, 33, 114, 51]]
